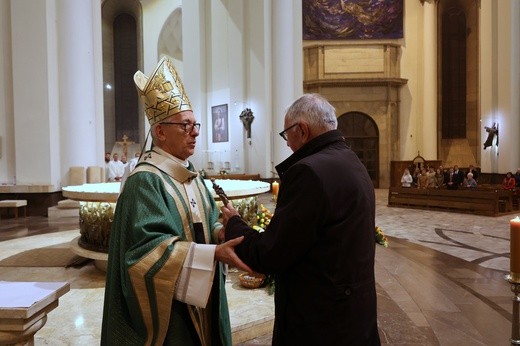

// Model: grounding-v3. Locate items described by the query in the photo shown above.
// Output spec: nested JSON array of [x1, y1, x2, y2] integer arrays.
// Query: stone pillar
[[57, 0, 103, 187], [11, 0, 60, 187], [422, 0, 438, 160], [10, 0, 103, 188], [182, 0, 207, 170], [271, 0, 303, 169]]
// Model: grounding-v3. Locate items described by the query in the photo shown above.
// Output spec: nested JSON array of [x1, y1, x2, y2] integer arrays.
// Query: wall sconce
[[239, 108, 254, 144]]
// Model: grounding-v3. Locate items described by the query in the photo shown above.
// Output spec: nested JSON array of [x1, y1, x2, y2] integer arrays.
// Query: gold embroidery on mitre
[[134, 56, 192, 125]]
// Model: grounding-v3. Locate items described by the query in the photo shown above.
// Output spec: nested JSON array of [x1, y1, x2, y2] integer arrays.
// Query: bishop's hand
[[215, 236, 252, 273]]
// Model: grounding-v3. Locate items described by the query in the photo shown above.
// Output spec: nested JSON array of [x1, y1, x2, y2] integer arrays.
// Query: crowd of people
[[401, 165, 520, 191], [104, 151, 140, 182]]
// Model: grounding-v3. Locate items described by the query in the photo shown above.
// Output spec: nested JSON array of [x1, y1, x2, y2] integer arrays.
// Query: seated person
[[401, 168, 413, 187], [503, 172, 516, 190], [446, 168, 459, 190], [465, 172, 477, 188], [418, 168, 429, 189], [515, 168, 520, 188], [453, 165, 465, 187], [412, 167, 421, 187], [426, 167, 437, 188], [467, 165, 479, 181], [435, 168, 445, 188]]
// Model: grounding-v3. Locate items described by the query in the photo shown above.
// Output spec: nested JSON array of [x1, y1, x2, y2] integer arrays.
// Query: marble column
[[57, 0, 104, 187], [271, 0, 303, 169], [421, 0, 438, 160], [10, 0, 103, 188], [10, 0, 60, 187]]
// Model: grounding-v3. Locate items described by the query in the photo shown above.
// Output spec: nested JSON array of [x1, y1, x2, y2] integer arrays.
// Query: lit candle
[[511, 216, 520, 283], [272, 181, 279, 202]]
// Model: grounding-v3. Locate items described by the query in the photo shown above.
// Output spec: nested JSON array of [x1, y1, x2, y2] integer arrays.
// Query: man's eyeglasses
[[278, 123, 299, 141], [160, 122, 201, 133]]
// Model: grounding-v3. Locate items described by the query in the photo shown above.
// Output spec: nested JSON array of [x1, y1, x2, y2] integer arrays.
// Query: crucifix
[[115, 135, 134, 157], [483, 122, 499, 150], [239, 108, 254, 143]]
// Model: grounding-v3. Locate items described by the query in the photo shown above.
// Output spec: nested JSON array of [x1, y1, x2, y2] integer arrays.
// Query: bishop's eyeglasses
[[160, 122, 201, 133]]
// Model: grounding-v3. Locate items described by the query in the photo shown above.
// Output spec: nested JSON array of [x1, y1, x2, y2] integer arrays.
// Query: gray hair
[[285, 93, 337, 131]]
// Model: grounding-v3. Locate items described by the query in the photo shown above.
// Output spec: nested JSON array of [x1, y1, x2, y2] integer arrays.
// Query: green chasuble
[[101, 148, 232, 346]]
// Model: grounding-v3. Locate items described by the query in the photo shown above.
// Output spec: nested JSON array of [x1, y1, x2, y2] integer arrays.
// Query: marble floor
[[0, 189, 518, 345]]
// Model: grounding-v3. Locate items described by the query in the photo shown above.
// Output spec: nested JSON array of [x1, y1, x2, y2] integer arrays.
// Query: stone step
[[57, 199, 80, 209], [226, 270, 274, 344], [48, 206, 78, 219]]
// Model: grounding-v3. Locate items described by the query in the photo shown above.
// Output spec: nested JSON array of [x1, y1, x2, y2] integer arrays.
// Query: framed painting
[[303, 0, 403, 40], [211, 104, 229, 143]]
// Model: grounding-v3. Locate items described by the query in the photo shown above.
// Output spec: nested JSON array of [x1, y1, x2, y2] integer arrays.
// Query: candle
[[511, 216, 520, 283], [272, 181, 279, 202]]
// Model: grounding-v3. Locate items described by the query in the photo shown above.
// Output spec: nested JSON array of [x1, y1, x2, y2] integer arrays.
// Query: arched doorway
[[337, 112, 379, 187]]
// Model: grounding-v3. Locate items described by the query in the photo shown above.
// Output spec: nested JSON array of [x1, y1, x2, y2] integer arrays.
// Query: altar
[[62, 179, 269, 270]]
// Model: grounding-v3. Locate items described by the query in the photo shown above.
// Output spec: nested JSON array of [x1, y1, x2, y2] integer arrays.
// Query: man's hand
[[217, 227, 225, 243], [215, 236, 252, 273], [220, 202, 240, 227]]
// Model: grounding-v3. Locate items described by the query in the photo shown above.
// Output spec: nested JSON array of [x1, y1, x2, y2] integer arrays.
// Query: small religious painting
[[302, 0, 404, 40], [212, 104, 228, 143]]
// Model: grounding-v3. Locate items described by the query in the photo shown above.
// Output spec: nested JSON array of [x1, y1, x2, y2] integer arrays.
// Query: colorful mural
[[303, 0, 403, 40]]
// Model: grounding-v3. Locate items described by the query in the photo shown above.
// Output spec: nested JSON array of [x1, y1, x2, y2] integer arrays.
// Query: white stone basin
[[62, 179, 269, 257], [205, 179, 270, 199], [62, 179, 270, 202], [62, 182, 120, 202]]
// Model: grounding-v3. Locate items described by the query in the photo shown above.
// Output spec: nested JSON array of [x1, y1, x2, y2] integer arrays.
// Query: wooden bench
[[388, 187, 517, 216], [0, 200, 27, 220]]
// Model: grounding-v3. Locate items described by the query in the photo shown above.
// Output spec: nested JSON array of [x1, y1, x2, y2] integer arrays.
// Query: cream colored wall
[[480, 0, 520, 173], [205, 0, 234, 173], [400, 0, 423, 161], [10, 0, 59, 187], [511, 1, 520, 171], [1, 0, 105, 189], [178, 0, 301, 177], [0, 0, 15, 184], [140, 0, 182, 155], [182, 0, 207, 171]]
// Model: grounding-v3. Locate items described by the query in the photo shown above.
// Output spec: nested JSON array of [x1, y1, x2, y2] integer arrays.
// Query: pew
[[388, 187, 517, 217]]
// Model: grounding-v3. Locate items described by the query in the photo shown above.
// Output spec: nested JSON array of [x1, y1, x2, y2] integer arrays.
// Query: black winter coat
[[226, 130, 380, 345]]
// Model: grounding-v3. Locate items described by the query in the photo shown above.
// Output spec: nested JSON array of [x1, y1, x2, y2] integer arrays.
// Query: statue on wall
[[483, 122, 499, 150]]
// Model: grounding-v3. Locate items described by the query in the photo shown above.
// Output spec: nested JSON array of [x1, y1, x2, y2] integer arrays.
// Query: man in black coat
[[221, 93, 380, 345], [453, 165, 465, 186]]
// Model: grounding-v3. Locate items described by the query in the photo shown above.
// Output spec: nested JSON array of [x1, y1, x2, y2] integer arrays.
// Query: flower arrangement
[[375, 226, 389, 247], [253, 204, 273, 232]]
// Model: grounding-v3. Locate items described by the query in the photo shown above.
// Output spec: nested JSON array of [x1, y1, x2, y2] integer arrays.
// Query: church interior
[[1, 0, 520, 344]]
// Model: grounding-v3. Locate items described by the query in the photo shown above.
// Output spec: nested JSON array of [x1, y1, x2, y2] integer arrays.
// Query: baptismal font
[[62, 179, 269, 271]]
